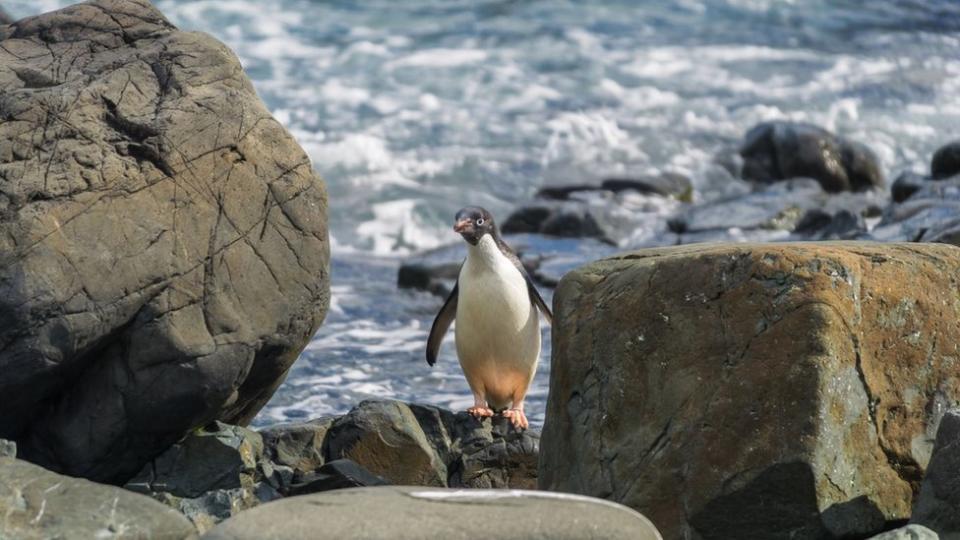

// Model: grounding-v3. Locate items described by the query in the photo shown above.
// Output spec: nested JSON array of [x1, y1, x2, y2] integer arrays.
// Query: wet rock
[[0, 457, 196, 539], [502, 202, 609, 241], [872, 177, 960, 246], [126, 422, 264, 499], [541, 242, 960, 540], [536, 172, 692, 201], [286, 459, 388, 496], [931, 140, 960, 179], [324, 400, 447, 487], [670, 179, 878, 241], [910, 409, 960, 536], [203, 486, 664, 540], [870, 525, 939, 540], [793, 209, 865, 240], [891, 172, 928, 203], [0, 0, 330, 484], [739, 121, 883, 192]]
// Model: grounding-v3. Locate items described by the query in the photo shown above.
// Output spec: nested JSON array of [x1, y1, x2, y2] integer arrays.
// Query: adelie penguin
[[426, 206, 552, 430]]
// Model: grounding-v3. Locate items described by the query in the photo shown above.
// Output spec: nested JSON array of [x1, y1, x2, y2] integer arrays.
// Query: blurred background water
[[7, 0, 960, 428]]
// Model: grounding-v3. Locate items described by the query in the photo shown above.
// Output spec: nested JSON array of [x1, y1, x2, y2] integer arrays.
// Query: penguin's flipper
[[524, 274, 553, 325], [426, 282, 458, 366]]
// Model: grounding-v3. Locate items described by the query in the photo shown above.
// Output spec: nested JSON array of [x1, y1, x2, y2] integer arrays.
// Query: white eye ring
[[476, 218, 484, 225]]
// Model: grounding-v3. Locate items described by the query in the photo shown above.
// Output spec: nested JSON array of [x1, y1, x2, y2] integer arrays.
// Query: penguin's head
[[453, 206, 495, 245]]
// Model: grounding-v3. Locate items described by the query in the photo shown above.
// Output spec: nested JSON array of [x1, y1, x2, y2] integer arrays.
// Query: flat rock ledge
[[541, 241, 960, 540], [202, 486, 663, 540]]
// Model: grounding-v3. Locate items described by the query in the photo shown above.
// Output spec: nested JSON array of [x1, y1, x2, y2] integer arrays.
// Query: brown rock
[[540, 242, 960, 540], [0, 0, 329, 483]]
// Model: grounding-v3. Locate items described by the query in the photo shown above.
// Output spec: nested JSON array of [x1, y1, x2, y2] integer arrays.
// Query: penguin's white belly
[[455, 254, 540, 409]]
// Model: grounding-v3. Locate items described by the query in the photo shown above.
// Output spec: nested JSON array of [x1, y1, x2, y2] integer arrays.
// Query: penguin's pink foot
[[502, 408, 529, 430], [467, 405, 494, 418]]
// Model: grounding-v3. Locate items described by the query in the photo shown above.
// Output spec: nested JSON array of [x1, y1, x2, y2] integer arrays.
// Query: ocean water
[[6, 0, 960, 428]]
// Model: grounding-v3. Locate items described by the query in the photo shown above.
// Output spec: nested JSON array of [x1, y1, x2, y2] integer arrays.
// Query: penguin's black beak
[[454, 218, 472, 234]]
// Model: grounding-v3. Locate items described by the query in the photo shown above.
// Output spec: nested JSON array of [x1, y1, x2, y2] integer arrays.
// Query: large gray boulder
[[0, 0, 330, 484], [202, 486, 663, 540], [0, 457, 197, 539], [541, 242, 960, 540]]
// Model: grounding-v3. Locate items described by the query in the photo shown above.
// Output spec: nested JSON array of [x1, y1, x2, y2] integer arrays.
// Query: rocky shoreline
[[3, 1, 960, 539]]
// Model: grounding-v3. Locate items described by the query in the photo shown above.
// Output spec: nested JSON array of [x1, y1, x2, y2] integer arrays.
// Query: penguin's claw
[[467, 406, 494, 418], [502, 408, 528, 430]]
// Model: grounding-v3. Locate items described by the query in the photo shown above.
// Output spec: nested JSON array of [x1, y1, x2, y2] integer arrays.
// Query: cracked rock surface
[[540, 242, 960, 540], [0, 456, 197, 539], [0, 0, 329, 484]]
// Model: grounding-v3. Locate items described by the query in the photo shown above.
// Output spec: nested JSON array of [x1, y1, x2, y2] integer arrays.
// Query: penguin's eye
[[476, 218, 484, 226]]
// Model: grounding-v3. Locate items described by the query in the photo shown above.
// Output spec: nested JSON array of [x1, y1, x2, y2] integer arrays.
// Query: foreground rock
[[0, 0, 330, 483], [739, 121, 884, 192], [541, 242, 960, 539], [203, 486, 662, 540], [870, 525, 939, 540], [129, 401, 538, 531], [910, 409, 960, 536], [0, 456, 196, 539]]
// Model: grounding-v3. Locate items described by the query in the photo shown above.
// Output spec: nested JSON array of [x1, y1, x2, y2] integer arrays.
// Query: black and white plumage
[[426, 207, 551, 429]]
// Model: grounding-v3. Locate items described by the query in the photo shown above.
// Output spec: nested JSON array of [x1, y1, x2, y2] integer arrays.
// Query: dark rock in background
[[739, 121, 884, 192], [535, 172, 692, 201], [891, 172, 928, 203], [0, 6, 12, 25], [931, 140, 960, 180], [871, 177, 960, 246], [0, 456, 196, 539], [910, 409, 960, 536], [793, 209, 865, 240], [0, 0, 329, 484]]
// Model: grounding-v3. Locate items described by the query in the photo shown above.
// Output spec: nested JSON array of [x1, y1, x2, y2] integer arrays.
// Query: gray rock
[[669, 179, 878, 240], [126, 422, 264, 499], [871, 177, 960, 246], [0, 0, 329, 484], [259, 418, 334, 476], [739, 121, 884, 192], [793, 208, 865, 240], [911, 409, 960, 536], [0, 439, 14, 458], [410, 403, 540, 490], [286, 459, 388, 496], [0, 457, 197, 539], [502, 202, 610, 241], [534, 172, 692, 201], [324, 400, 447, 487], [0, 6, 12, 25], [202, 486, 663, 540], [871, 525, 940, 540], [932, 141, 960, 179]]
